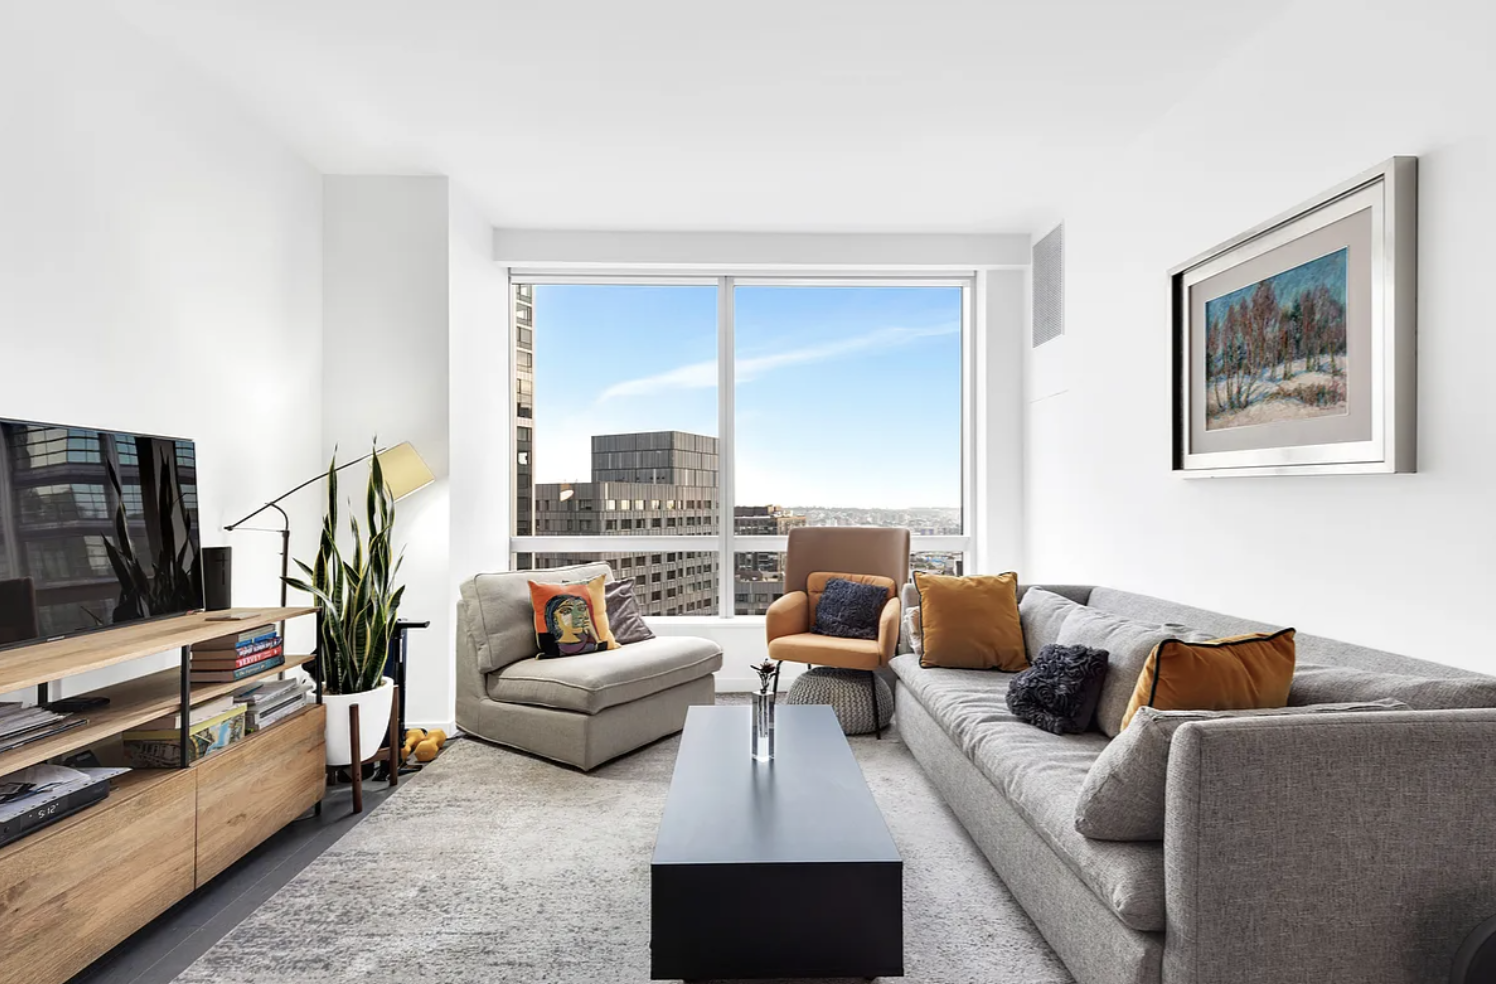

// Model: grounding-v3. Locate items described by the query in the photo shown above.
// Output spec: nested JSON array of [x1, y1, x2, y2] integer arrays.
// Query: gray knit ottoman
[[785, 667, 893, 736]]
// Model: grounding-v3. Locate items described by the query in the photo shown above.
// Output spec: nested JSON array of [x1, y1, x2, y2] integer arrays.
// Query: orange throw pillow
[[528, 574, 618, 658], [1121, 629, 1296, 730], [914, 571, 1027, 671]]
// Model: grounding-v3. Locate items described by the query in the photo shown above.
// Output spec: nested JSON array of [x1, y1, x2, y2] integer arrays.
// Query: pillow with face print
[[528, 574, 619, 658]]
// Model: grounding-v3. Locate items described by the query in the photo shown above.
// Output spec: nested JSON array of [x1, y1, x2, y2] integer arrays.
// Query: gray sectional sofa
[[892, 583, 1496, 984]]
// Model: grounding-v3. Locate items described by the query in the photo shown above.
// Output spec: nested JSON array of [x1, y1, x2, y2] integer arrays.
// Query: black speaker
[[202, 546, 232, 611], [1453, 915, 1496, 984]]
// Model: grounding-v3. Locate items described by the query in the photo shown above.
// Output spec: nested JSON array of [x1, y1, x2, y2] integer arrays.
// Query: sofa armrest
[[765, 590, 810, 644], [877, 597, 901, 664], [1163, 709, 1496, 984]]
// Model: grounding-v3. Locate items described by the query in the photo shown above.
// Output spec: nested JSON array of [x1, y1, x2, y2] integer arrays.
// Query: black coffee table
[[651, 704, 903, 980]]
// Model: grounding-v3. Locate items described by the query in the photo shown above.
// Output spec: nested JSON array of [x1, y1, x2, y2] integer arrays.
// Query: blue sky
[[532, 284, 961, 508]]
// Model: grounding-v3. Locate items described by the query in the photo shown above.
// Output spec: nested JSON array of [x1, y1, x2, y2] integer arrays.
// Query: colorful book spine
[[122, 705, 247, 766], [194, 628, 279, 653], [189, 643, 284, 671], [188, 654, 285, 683]]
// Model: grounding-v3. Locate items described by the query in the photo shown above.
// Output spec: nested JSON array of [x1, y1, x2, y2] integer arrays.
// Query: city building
[[513, 283, 535, 545], [532, 432, 721, 615], [732, 505, 805, 615]]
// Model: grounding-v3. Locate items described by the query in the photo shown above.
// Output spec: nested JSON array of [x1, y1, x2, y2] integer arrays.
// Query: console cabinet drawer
[[0, 769, 196, 984], [195, 704, 326, 886]]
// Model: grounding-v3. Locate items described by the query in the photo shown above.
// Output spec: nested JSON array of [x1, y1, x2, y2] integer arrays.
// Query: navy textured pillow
[[813, 578, 888, 640], [1006, 644, 1110, 734]]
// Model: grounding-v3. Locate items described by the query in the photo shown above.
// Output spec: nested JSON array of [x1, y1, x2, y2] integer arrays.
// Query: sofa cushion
[[1005, 644, 1109, 735], [1057, 605, 1210, 738], [487, 636, 722, 714], [891, 654, 1167, 931], [529, 573, 619, 657], [769, 632, 883, 670], [1120, 629, 1297, 731], [1076, 699, 1409, 842], [1019, 587, 1085, 660], [811, 573, 894, 640], [463, 563, 613, 674], [915, 571, 1028, 671], [1289, 663, 1496, 709], [605, 580, 654, 646]]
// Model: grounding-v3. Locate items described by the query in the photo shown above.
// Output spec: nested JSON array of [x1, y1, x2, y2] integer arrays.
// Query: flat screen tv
[[0, 418, 203, 651]]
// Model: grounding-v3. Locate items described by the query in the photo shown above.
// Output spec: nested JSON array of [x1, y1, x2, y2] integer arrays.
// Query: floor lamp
[[224, 441, 435, 606]]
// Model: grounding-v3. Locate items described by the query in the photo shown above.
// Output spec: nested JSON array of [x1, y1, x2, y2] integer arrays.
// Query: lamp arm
[[223, 448, 382, 531]]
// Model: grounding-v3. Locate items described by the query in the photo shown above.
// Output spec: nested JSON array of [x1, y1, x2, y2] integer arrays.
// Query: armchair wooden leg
[[866, 670, 882, 740]]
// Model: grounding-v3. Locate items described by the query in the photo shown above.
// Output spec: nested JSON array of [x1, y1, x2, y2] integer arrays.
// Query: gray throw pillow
[[1074, 699, 1409, 842], [1005, 644, 1109, 734], [813, 577, 887, 640], [1056, 606, 1212, 738], [604, 580, 654, 646], [1290, 663, 1496, 709], [1018, 587, 1084, 660]]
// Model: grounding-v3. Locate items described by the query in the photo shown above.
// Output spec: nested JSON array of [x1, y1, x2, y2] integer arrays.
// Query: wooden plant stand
[[325, 685, 400, 814]]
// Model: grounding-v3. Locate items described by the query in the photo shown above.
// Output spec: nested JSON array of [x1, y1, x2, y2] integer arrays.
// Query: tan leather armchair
[[764, 527, 910, 736]]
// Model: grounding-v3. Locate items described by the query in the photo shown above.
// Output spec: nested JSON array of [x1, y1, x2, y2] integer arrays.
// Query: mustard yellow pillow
[[914, 572, 1027, 671], [1121, 629, 1296, 730]]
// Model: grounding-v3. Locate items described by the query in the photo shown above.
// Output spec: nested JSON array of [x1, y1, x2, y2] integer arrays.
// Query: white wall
[[1024, 0, 1496, 669], [322, 177, 511, 730], [0, 7, 323, 695], [448, 187, 512, 712], [977, 269, 1027, 573], [322, 176, 452, 727]]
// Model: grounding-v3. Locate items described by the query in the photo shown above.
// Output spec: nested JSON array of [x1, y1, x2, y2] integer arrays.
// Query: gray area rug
[[173, 705, 1072, 984]]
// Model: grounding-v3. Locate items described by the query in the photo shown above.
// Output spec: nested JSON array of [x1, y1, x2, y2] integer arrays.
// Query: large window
[[511, 277, 971, 617]]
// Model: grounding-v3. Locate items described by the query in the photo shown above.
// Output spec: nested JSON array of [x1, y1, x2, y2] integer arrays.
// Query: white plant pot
[[322, 677, 395, 767]]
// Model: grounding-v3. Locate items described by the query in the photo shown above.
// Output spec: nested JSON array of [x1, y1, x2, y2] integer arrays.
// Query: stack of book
[[232, 678, 310, 732], [121, 700, 248, 767], [189, 626, 284, 683], [0, 703, 87, 754]]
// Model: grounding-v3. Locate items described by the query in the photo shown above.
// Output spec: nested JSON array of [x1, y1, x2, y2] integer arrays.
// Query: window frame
[[508, 273, 976, 619]]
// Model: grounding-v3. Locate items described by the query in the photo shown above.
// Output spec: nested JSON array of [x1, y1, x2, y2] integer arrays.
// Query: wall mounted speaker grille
[[1032, 223, 1064, 347]]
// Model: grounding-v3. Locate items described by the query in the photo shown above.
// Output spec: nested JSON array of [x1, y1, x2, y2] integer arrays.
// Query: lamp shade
[[375, 442, 435, 500]]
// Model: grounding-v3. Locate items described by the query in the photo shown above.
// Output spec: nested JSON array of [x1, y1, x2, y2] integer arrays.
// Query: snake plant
[[284, 446, 405, 695]]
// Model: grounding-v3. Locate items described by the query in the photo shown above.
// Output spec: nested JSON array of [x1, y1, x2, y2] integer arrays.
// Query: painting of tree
[[1204, 248, 1348, 430]]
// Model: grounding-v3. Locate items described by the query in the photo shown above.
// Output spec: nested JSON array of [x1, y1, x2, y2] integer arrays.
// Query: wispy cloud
[[597, 324, 957, 402]]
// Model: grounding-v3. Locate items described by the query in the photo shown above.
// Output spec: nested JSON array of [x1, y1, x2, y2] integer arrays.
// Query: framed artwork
[[1171, 157, 1417, 477]]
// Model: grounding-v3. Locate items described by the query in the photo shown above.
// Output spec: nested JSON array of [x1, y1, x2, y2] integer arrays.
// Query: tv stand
[[0, 607, 324, 984]]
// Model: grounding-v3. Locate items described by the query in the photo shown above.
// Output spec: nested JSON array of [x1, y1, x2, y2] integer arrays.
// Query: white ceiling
[[111, 0, 1288, 233]]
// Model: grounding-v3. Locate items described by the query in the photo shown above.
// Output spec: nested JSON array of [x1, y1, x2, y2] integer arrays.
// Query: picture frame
[[1171, 157, 1417, 477]]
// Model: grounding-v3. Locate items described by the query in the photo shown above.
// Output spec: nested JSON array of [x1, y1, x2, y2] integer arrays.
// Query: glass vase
[[751, 691, 775, 762]]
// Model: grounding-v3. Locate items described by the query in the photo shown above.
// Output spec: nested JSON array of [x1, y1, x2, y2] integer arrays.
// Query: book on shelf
[[137, 695, 236, 732], [192, 627, 279, 652], [0, 703, 70, 739], [122, 704, 247, 767], [0, 714, 88, 754], [248, 692, 309, 732], [233, 678, 302, 706], [189, 653, 285, 683], [189, 642, 283, 671]]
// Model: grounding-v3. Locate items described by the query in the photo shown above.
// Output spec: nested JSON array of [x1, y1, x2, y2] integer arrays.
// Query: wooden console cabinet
[[0, 608, 325, 984]]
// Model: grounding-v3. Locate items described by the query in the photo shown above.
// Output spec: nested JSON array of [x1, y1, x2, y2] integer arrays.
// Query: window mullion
[[717, 276, 735, 618]]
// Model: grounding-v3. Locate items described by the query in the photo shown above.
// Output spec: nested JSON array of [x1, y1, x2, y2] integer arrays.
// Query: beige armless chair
[[764, 527, 910, 737], [456, 563, 723, 770]]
